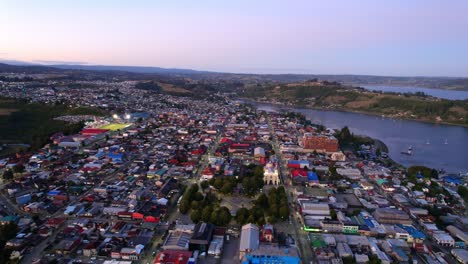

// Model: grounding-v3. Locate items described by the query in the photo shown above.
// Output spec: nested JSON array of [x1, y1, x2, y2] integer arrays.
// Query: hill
[[242, 81, 468, 126]]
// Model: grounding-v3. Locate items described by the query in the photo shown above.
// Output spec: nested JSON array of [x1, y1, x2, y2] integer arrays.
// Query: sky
[[1, 0, 468, 77]]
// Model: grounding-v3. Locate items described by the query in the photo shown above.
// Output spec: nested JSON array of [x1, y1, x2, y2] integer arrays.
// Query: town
[[0, 74, 467, 264]]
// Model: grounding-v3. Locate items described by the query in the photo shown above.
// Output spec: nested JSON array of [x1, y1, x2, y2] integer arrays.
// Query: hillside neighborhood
[[0, 74, 467, 264]]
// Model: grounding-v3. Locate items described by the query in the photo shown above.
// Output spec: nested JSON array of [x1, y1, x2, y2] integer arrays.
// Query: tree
[[376, 148, 381, 157], [330, 209, 337, 220], [337, 126, 352, 145], [179, 199, 190, 214], [220, 182, 234, 194], [242, 177, 256, 196], [13, 164, 25, 174], [279, 205, 290, 220], [458, 186, 468, 202], [200, 180, 210, 190], [190, 201, 199, 210], [2, 170, 13, 180], [0, 222, 18, 263], [201, 206, 213, 222], [352, 209, 361, 216], [256, 193, 269, 208], [193, 192, 204, 201], [236, 208, 249, 225], [214, 177, 224, 190], [190, 210, 201, 223]]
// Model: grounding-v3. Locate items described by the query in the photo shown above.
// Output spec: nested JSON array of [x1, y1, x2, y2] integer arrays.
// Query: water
[[249, 101, 468, 173], [360, 85, 468, 100]]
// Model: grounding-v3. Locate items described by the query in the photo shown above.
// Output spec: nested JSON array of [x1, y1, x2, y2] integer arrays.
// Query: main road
[[265, 113, 313, 264]]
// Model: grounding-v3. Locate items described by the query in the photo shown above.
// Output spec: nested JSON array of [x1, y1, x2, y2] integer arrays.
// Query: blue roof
[[243, 255, 300, 264], [107, 153, 123, 160], [364, 218, 375, 228], [397, 225, 426, 239], [47, 190, 60, 196], [444, 176, 462, 185], [416, 172, 424, 179], [307, 171, 318, 181]]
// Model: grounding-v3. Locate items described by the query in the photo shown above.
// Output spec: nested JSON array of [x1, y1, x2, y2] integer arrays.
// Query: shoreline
[[240, 98, 467, 174], [239, 98, 468, 128]]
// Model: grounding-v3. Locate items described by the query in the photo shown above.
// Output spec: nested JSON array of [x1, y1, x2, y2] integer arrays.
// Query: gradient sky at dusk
[[1, 0, 468, 76]]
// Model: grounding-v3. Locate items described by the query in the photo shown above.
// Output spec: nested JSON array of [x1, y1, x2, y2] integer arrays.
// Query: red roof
[[291, 169, 308, 177], [154, 250, 192, 264], [81, 128, 109, 135], [46, 217, 66, 227], [220, 137, 233, 143], [231, 143, 250, 147]]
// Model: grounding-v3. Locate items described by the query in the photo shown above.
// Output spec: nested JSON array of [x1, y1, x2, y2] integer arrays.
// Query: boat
[[408, 145, 413, 151], [426, 139, 430, 145], [401, 148, 412, 156], [444, 139, 448, 145]]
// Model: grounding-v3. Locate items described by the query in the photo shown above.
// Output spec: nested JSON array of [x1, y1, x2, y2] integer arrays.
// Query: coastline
[[239, 98, 468, 128]]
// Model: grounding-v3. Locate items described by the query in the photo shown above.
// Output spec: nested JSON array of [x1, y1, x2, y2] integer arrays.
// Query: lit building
[[264, 162, 279, 185]]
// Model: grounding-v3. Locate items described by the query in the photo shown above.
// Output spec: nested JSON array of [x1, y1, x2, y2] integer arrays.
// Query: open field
[[0, 97, 107, 151], [159, 82, 192, 94], [99, 123, 131, 131]]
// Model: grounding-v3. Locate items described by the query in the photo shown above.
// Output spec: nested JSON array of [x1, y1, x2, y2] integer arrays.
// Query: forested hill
[[241, 81, 468, 126]]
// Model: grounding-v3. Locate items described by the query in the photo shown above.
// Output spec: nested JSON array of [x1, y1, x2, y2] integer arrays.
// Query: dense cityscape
[[2, 1, 468, 264], [0, 72, 466, 264]]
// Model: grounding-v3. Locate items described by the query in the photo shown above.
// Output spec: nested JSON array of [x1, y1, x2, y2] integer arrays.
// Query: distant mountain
[[49, 64, 207, 74], [0, 63, 65, 73], [0, 62, 467, 90]]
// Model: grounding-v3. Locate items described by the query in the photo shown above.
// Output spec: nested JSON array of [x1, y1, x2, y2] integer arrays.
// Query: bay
[[248, 101, 468, 174]]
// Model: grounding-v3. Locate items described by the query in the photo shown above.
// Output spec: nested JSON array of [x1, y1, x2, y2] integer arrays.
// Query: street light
[[125, 114, 131, 120]]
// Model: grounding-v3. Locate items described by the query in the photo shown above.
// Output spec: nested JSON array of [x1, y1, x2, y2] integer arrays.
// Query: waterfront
[[250, 101, 468, 173], [359, 85, 468, 100]]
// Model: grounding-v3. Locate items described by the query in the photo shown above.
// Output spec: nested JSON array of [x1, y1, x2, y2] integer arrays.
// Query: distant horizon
[[2, 1, 468, 78], [1, 59, 468, 79]]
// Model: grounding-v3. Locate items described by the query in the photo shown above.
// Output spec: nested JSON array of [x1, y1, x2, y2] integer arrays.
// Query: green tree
[[256, 193, 269, 208], [201, 206, 213, 222], [193, 192, 204, 201], [179, 199, 190, 214], [220, 182, 234, 194], [330, 209, 337, 220], [279, 205, 290, 220], [458, 186, 468, 202], [214, 177, 224, 190], [190, 210, 201, 223], [190, 201, 199, 210], [200, 180, 210, 190], [236, 208, 249, 225]]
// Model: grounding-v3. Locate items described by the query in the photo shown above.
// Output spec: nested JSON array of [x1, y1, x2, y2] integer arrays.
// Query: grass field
[[99, 123, 131, 131], [0, 97, 108, 152]]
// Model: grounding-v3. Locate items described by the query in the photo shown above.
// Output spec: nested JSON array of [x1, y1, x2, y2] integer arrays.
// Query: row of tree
[[204, 164, 265, 197], [179, 184, 233, 227], [236, 187, 290, 226]]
